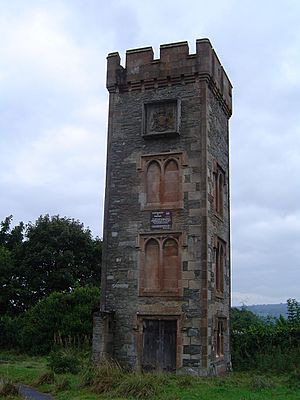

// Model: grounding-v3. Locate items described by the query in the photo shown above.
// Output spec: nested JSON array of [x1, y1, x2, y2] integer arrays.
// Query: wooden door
[[142, 319, 177, 371]]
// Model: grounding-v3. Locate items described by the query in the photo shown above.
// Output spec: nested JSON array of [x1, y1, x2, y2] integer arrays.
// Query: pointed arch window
[[213, 163, 225, 217], [216, 319, 225, 358], [139, 234, 181, 296], [144, 239, 160, 291], [215, 238, 226, 295], [162, 238, 179, 290], [142, 153, 183, 209], [164, 160, 179, 203], [147, 161, 161, 204]]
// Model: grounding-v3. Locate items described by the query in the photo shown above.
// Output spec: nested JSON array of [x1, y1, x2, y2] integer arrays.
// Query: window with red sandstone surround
[[213, 162, 225, 217], [216, 319, 225, 359], [141, 153, 183, 209], [139, 234, 181, 296], [215, 237, 226, 295]]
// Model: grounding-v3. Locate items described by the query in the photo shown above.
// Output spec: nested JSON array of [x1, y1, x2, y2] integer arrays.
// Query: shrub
[[48, 349, 80, 374], [14, 285, 100, 354], [90, 359, 124, 394], [287, 370, 300, 389], [231, 322, 300, 372]]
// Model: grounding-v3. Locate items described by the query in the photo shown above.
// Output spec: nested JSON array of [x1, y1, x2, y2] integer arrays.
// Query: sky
[[1, 0, 299, 306]]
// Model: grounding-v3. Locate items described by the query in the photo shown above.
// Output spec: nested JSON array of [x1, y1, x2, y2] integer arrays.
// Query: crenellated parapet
[[106, 39, 232, 116]]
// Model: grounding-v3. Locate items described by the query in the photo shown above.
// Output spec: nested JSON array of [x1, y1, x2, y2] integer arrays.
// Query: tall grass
[[81, 359, 167, 398]]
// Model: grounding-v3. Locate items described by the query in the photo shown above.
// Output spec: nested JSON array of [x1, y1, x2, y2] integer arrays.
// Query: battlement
[[107, 39, 232, 116]]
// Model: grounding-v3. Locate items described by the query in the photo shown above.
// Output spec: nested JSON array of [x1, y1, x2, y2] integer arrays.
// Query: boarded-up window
[[213, 163, 225, 217], [142, 153, 183, 209], [147, 161, 161, 204], [144, 239, 160, 291], [163, 239, 179, 291], [164, 160, 179, 203], [216, 238, 225, 295], [140, 234, 181, 296]]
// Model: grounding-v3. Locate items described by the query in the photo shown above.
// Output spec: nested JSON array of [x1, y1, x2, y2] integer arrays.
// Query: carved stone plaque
[[143, 100, 180, 137], [150, 211, 172, 230]]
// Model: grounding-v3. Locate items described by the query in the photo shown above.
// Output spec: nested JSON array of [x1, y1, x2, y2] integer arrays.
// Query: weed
[[48, 348, 80, 374], [0, 379, 19, 397], [35, 370, 55, 385], [115, 372, 165, 399], [55, 376, 71, 392], [91, 359, 124, 393]]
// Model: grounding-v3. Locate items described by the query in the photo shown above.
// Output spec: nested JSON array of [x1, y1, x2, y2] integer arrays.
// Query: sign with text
[[150, 211, 172, 230]]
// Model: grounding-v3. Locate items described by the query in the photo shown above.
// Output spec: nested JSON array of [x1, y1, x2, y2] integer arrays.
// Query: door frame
[[135, 314, 182, 371]]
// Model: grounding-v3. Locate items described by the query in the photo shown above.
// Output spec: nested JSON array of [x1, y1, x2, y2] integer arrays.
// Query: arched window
[[162, 238, 179, 291], [218, 172, 224, 216], [163, 160, 179, 203], [213, 163, 225, 217], [216, 319, 225, 358], [142, 154, 182, 209], [144, 239, 160, 291], [216, 239, 225, 294], [140, 234, 181, 296], [146, 161, 161, 204]]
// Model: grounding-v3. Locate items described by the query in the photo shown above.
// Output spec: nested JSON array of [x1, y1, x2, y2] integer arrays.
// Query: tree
[[0, 217, 25, 315], [0, 215, 102, 315], [230, 307, 264, 332], [287, 298, 300, 326], [0, 246, 14, 315]]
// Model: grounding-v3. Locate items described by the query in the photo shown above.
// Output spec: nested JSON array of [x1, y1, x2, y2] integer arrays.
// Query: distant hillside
[[236, 303, 288, 318]]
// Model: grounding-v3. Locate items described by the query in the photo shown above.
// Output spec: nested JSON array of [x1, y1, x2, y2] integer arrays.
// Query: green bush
[[48, 349, 80, 374], [287, 369, 300, 389], [231, 321, 300, 372], [2, 285, 100, 354]]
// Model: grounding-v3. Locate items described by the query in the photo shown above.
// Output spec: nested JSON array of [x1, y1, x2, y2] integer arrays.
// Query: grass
[[0, 378, 21, 399], [0, 351, 300, 399]]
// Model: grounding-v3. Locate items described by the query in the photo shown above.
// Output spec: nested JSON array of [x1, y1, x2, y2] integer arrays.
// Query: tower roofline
[[106, 39, 232, 116]]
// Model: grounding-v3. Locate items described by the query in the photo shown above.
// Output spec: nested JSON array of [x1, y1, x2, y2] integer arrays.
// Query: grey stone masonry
[[93, 39, 232, 376]]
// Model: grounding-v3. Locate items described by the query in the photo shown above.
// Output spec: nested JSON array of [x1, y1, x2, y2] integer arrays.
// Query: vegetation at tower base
[[231, 299, 300, 373], [0, 354, 300, 399]]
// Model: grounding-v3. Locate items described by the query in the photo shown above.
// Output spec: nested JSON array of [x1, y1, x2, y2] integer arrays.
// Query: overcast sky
[[1, 0, 299, 306]]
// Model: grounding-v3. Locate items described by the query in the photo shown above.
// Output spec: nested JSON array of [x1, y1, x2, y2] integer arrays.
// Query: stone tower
[[93, 39, 232, 376]]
